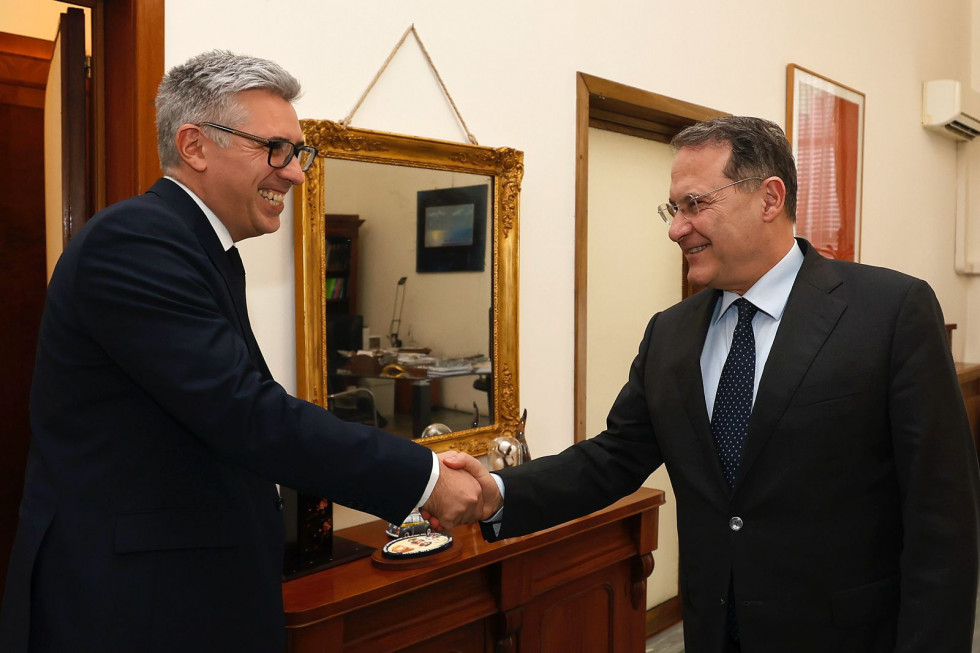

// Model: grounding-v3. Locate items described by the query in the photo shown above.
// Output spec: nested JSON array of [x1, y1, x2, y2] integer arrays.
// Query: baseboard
[[645, 595, 683, 638]]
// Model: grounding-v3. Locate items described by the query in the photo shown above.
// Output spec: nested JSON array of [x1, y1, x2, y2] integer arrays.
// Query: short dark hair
[[671, 116, 797, 221]]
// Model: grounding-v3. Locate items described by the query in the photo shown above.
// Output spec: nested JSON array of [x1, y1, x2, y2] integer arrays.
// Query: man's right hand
[[420, 450, 485, 531], [421, 451, 502, 531]]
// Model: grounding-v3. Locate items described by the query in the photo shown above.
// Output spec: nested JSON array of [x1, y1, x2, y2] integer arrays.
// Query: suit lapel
[[147, 179, 272, 378], [735, 242, 845, 489]]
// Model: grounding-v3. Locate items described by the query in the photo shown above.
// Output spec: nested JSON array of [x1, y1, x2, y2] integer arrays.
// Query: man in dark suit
[[444, 116, 980, 651], [0, 51, 485, 653]]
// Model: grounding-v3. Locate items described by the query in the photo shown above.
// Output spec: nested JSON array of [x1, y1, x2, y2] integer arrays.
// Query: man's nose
[[667, 216, 692, 243], [279, 157, 306, 185]]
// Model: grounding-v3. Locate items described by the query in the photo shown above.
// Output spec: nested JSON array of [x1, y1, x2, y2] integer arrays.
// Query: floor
[[644, 599, 980, 652], [645, 619, 684, 653]]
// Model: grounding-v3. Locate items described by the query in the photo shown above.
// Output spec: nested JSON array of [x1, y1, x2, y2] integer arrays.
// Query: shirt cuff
[[416, 450, 441, 509], [483, 473, 505, 531]]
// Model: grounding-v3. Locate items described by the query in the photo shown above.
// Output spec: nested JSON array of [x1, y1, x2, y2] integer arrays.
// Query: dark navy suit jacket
[[0, 179, 432, 652], [485, 240, 980, 653]]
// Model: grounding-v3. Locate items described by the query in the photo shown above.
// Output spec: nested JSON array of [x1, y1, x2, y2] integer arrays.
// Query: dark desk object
[[282, 487, 665, 653]]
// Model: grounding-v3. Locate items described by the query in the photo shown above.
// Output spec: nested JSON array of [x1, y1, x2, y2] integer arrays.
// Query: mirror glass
[[294, 120, 523, 456], [323, 159, 493, 434]]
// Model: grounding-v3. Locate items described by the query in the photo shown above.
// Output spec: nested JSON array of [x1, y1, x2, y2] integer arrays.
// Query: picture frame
[[416, 184, 489, 273], [786, 64, 865, 261]]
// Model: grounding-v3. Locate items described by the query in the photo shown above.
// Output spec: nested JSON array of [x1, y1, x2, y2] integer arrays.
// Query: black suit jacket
[[0, 179, 433, 652], [485, 240, 980, 652]]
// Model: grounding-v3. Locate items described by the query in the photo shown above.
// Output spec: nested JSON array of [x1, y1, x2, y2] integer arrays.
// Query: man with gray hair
[[446, 116, 980, 651], [0, 50, 485, 652]]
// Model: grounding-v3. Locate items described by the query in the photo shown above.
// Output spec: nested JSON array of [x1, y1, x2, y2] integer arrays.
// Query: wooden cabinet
[[957, 362, 980, 454], [282, 488, 665, 653], [324, 214, 363, 315]]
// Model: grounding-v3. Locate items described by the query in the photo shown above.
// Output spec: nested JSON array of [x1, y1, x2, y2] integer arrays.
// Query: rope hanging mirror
[[339, 24, 479, 145]]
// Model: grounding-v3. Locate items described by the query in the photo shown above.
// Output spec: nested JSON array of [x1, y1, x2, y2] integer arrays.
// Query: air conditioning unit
[[922, 79, 980, 142]]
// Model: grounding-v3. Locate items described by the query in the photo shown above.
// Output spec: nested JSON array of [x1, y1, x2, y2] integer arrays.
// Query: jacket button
[[719, 597, 727, 606], [729, 516, 744, 531]]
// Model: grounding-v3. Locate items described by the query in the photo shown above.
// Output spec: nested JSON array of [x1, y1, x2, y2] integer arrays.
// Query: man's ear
[[175, 124, 208, 172], [760, 176, 786, 223]]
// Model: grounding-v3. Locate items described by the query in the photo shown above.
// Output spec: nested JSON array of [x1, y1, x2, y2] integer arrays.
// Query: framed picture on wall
[[786, 64, 865, 261], [416, 184, 489, 272]]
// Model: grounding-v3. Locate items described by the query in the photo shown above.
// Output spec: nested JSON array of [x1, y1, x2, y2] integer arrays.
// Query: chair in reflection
[[327, 387, 379, 428], [326, 314, 387, 428]]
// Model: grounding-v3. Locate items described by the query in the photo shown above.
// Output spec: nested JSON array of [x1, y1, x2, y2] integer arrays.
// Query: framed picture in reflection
[[416, 184, 488, 272]]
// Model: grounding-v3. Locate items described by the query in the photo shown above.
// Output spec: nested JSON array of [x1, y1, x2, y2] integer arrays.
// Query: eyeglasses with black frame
[[657, 177, 763, 226], [198, 122, 319, 172]]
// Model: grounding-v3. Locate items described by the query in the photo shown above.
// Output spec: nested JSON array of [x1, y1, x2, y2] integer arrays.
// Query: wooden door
[[0, 30, 52, 597], [43, 8, 89, 275], [0, 0, 164, 601]]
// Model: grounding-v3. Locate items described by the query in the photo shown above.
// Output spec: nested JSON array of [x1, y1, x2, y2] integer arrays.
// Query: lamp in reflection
[[389, 276, 407, 348]]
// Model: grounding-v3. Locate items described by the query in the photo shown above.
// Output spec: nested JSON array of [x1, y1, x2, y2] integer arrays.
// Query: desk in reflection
[[335, 363, 491, 438]]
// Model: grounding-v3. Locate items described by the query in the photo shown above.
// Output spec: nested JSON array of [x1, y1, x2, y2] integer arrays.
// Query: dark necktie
[[711, 298, 758, 488], [711, 298, 757, 644], [226, 246, 269, 376], [227, 246, 247, 300]]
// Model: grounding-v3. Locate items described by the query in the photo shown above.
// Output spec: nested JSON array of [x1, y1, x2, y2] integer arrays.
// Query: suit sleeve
[[483, 315, 664, 541], [889, 279, 980, 651], [70, 210, 432, 524]]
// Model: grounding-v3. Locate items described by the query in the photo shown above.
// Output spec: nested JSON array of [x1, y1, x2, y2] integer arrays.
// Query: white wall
[[160, 0, 975, 528]]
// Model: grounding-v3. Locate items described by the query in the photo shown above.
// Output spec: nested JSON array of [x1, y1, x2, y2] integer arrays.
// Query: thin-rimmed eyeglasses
[[657, 177, 763, 226]]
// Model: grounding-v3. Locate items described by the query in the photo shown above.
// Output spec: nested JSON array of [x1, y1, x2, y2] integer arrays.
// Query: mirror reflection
[[321, 159, 494, 438], [294, 119, 523, 456]]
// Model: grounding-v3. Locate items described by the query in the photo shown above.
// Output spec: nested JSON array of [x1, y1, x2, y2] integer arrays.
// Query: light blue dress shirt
[[701, 242, 804, 417]]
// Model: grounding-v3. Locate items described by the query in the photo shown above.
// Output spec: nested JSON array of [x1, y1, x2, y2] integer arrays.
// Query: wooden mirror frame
[[293, 119, 523, 456]]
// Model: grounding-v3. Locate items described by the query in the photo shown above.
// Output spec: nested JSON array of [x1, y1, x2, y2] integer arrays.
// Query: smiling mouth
[[259, 189, 285, 206], [687, 244, 709, 254]]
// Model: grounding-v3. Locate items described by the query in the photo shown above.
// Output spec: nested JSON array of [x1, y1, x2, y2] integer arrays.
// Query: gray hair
[[671, 116, 798, 222], [155, 50, 302, 172]]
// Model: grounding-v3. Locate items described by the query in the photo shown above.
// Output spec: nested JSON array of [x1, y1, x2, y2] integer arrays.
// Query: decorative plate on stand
[[371, 532, 460, 569]]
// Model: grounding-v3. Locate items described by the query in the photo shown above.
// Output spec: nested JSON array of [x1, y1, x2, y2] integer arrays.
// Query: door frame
[[573, 72, 724, 443], [573, 72, 725, 637], [60, 0, 164, 208]]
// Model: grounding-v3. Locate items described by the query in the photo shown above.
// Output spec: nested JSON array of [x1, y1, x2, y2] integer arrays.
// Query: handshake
[[420, 451, 504, 531]]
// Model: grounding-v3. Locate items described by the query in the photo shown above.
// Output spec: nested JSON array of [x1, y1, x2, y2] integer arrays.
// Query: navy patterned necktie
[[711, 298, 759, 488]]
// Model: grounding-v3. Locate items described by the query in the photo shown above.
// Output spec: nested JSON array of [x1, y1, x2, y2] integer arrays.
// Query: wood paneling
[[957, 362, 980, 454], [0, 87, 47, 604], [0, 0, 164, 598], [100, 0, 164, 204], [283, 488, 665, 652]]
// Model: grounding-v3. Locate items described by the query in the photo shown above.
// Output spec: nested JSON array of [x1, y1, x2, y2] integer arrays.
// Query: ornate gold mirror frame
[[293, 119, 523, 456]]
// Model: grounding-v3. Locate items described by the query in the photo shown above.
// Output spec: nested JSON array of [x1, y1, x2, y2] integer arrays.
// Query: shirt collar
[[165, 176, 235, 252], [715, 241, 804, 323]]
